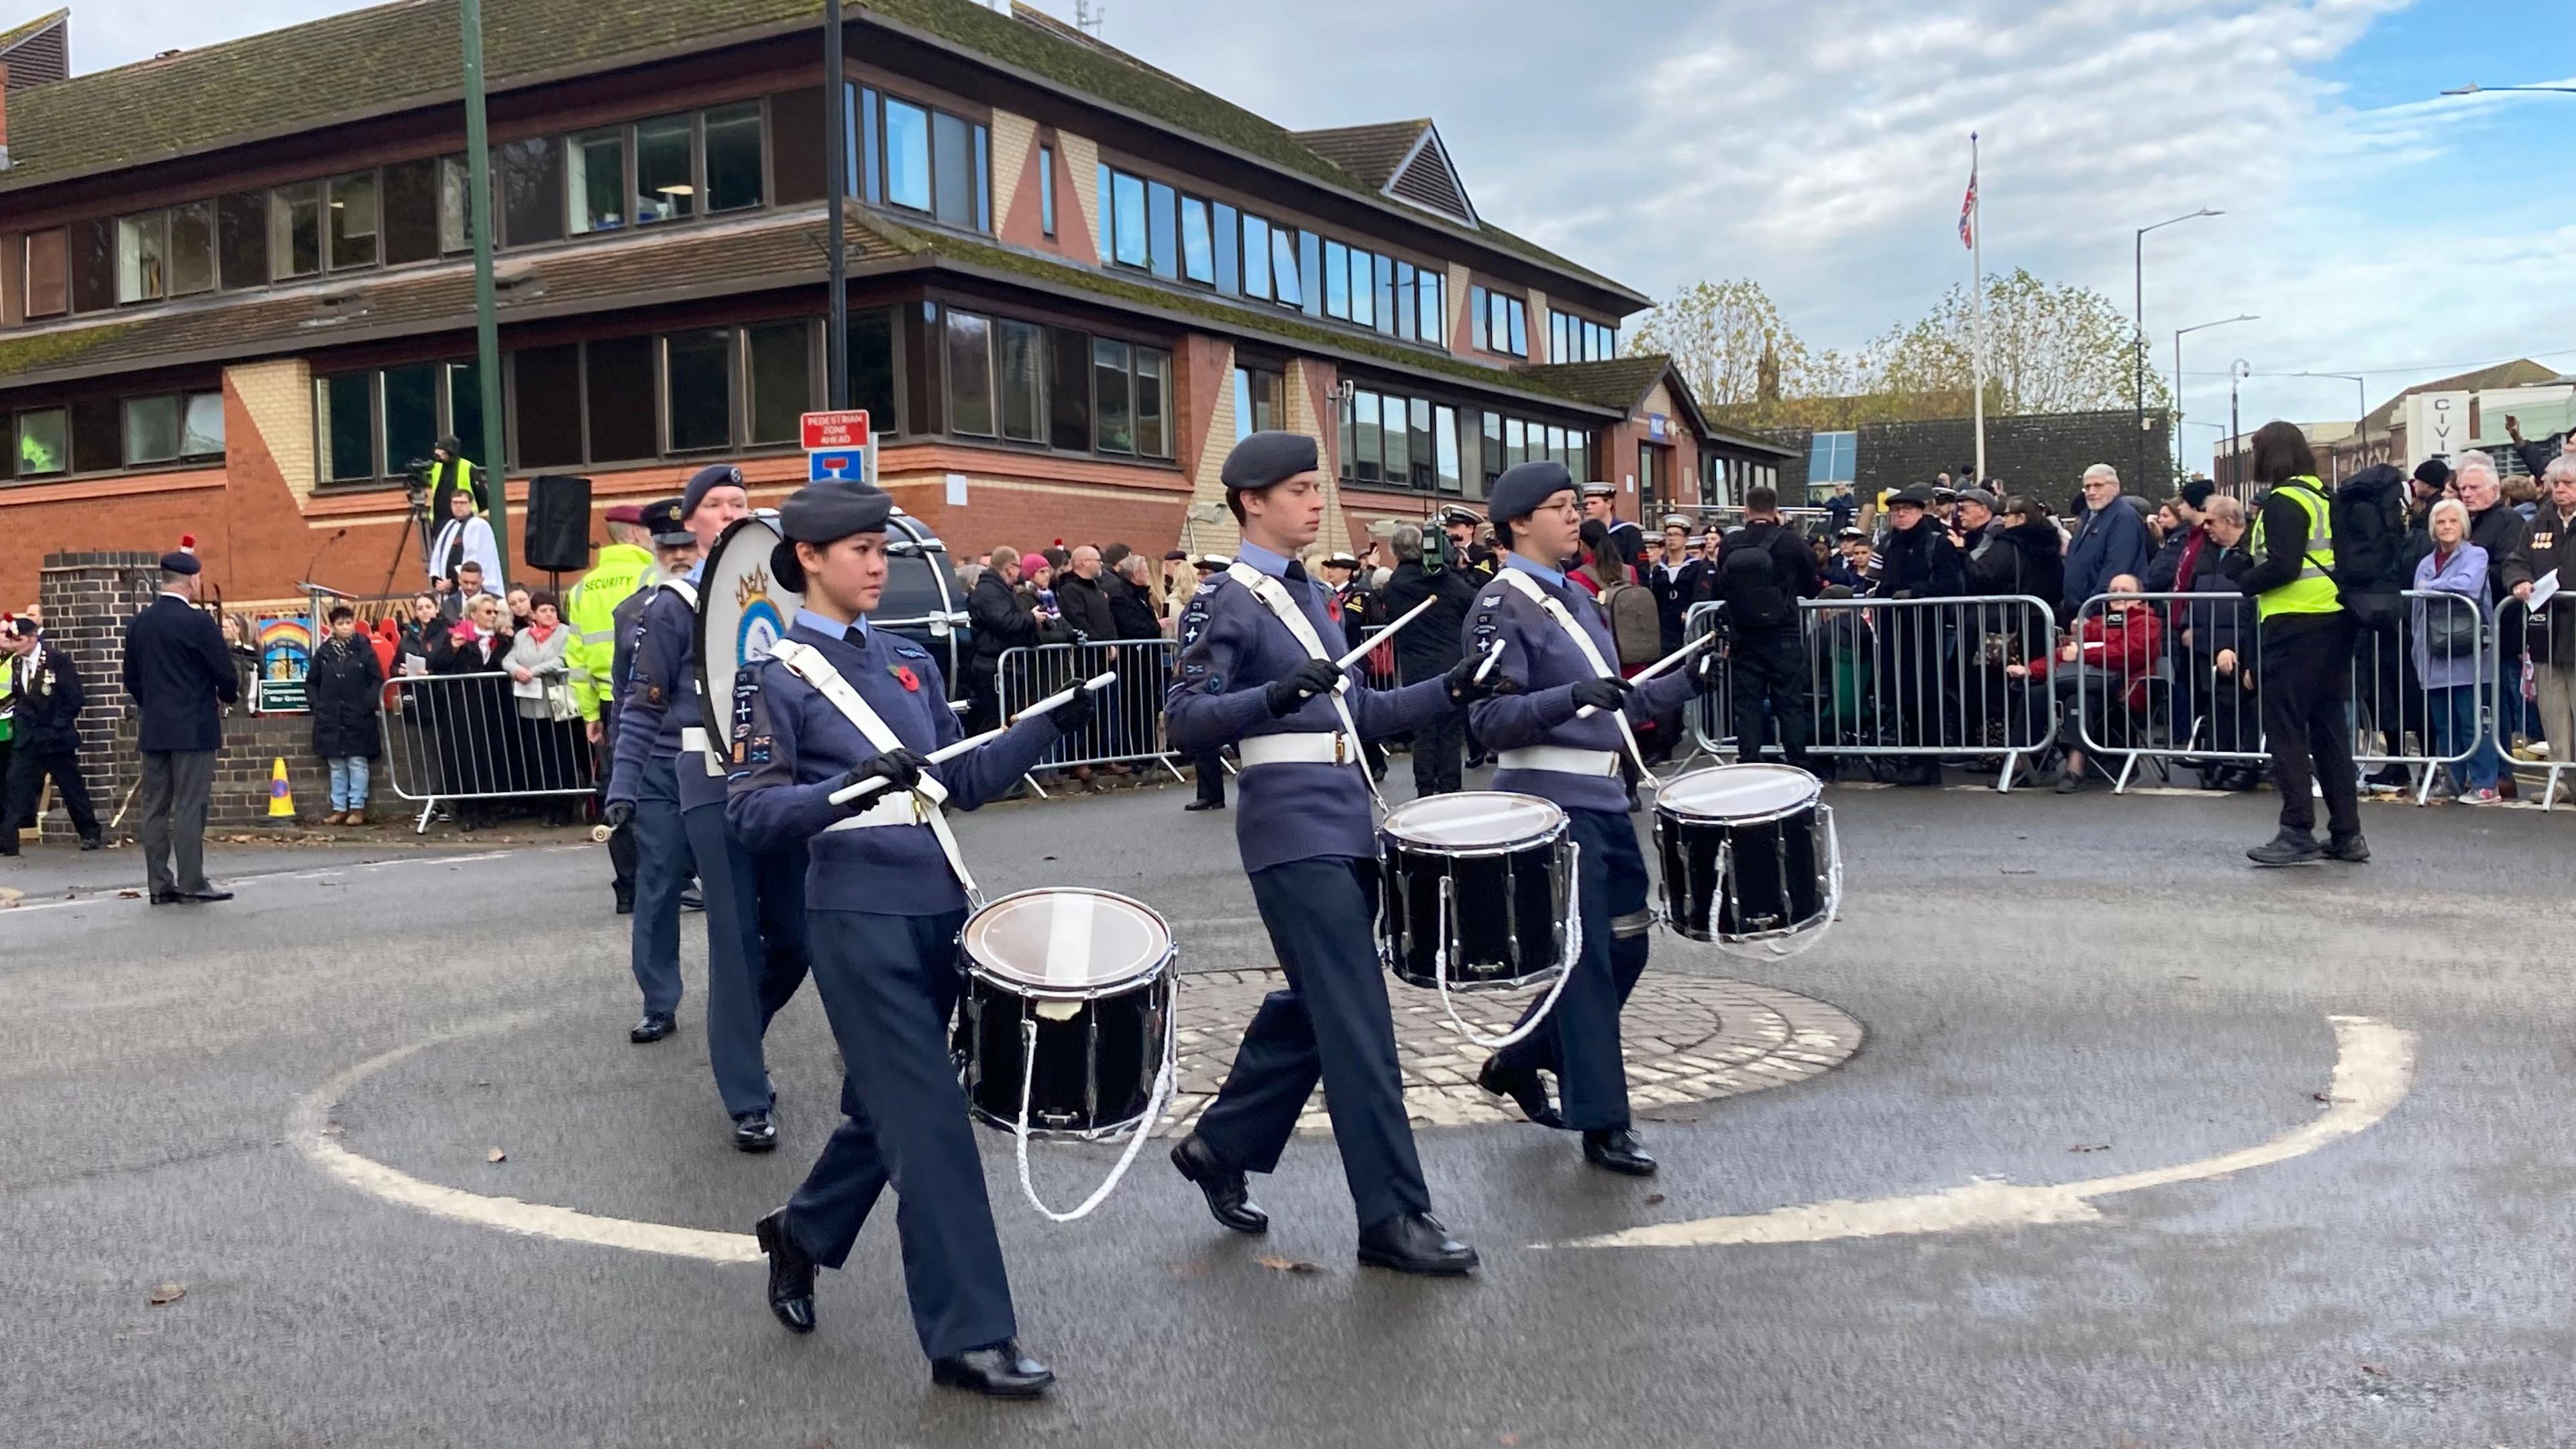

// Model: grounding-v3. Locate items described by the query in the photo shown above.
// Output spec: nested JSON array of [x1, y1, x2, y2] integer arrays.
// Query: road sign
[[808, 449, 869, 483], [800, 409, 871, 451]]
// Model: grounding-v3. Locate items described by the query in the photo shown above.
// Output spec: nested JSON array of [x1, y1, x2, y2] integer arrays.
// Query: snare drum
[[1377, 792, 1575, 993], [953, 888, 1175, 1140], [1654, 765, 1839, 946]]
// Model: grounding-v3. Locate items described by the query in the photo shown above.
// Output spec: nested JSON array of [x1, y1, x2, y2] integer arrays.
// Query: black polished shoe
[[1170, 1134, 1267, 1234], [613, 892, 635, 916], [1182, 798, 1226, 812], [930, 1340, 1055, 1399], [79, 838, 102, 852], [1356, 1212, 1479, 1276], [680, 885, 704, 912], [1477, 1055, 1565, 1129], [733, 1111, 777, 1153], [178, 889, 233, 902], [629, 1012, 677, 1044], [1582, 1128, 1658, 1177], [2246, 829, 2325, 867], [752, 1208, 816, 1334], [149, 891, 182, 905], [2325, 833, 2371, 863]]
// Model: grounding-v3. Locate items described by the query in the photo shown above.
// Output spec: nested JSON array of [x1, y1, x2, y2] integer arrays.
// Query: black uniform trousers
[[1493, 808, 1652, 1132], [4, 744, 99, 845], [1410, 706, 1464, 796], [682, 803, 809, 1120], [2259, 612, 2362, 839], [1194, 857, 1430, 1228], [597, 704, 635, 898], [782, 907, 1018, 1362], [1729, 626, 1812, 766], [1191, 747, 1226, 806]]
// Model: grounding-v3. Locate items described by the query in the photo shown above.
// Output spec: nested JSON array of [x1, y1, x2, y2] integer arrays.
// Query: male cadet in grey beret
[[732, 482, 1087, 1399], [1163, 430, 1502, 1275], [1460, 460, 1718, 1177]]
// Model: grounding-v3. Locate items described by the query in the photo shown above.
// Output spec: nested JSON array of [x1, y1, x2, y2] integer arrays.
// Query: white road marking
[[288, 1014, 759, 1265], [3, 847, 582, 914], [1552, 1014, 2413, 1250]]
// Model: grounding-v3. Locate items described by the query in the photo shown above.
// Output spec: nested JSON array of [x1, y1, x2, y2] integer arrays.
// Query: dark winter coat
[[1967, 518, 2067, 606], [2062, 497, 2152, 614], [967, 572, 1041, 675], [1377, 558, 1482, 683], [1053, 571, 1120, 643], [305, 632, 385, 760]]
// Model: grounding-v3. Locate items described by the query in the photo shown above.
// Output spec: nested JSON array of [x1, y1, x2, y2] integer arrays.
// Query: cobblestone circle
[[1159, 969, 1863, 1136]]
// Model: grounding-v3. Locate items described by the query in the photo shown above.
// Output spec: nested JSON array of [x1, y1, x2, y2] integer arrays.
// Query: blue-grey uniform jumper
[[1166, 540, 1457, 1228], [1466, 553, 1696, 1133], [728, 612, 1063, 1361], [607, 570, 808, 1118]]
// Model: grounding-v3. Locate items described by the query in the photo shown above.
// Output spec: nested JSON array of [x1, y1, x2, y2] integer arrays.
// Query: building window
[[315, 366, 476, 483], [497, 138, 565, 246], [1807, 431, 1856, 485], [1548, 308, 1619, 363], [15, 408, 69, 477], [1180, 195, 1214, 285], [569, 127, 628, 235], [665, 329, 736, 453], [328, 171, 380, 270], [1038, 144, 1057, 237], [117, 212, 167, 303], [704, 101, 765, 214], [317, 374, 378, 483], [1420, 268, 1444, 345], [511, 344, 584, 470], [1134, 345, 1171, 458], [181, 392, 225, 457], [1110, 169, 1146, 268], [1350, 250, 1377, 329], [867, 93, 987, 233], [380, 158, 440, 266], [584, 335, 656, 462], [71, 218, 116, 311], [768, 87, 827, 207], [382, 363, 440, 472], [1145, 179, 1177, 280], [850, 309, 901, 439], [439, 157, 474, 252], [1212, 202, 1238, 292], [25, 230, 67, 318], [1324, 240, 1349, 319], [996, 319, 1043, 443], [1234, 365, 1283, 441], [1434, 405, 1462, 493], [747, 321, 814, 446], [944, 309, 996, 437], [1046, 323, 1089, 452], [1093, 338, 1134, 455], [272, 183, 322, 279], [636, 115, 696, 223], [1242, 214, 1272, 300]]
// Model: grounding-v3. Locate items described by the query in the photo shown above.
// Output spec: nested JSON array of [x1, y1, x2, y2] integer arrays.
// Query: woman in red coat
[[2010, 574, 2163, 792]]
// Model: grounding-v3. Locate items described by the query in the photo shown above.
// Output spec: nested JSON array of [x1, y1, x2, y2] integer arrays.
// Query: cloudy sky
[[66, 0, 2576, 465]]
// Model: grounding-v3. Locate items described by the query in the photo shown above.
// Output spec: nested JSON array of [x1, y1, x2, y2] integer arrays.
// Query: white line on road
[[2, 847, 584, 914], [1550, 1014, 2414, 1250]]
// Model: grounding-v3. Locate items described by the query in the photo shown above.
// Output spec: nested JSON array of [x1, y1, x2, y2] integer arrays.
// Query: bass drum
[[693, 513, 798, 747], [1377, 791, 1574, 993], [953, 888, 1175, 1140], [1654, 764, 1840, 952]]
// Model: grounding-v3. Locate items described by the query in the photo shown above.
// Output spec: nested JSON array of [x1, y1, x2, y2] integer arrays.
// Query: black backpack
[[1717, 525, 1792, 629], [2331, 465, 2411, 593]]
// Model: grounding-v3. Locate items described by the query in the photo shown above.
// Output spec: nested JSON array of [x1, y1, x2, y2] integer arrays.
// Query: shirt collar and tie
[[1501, 550, 1570, 592], [794, 606, 867, 645]]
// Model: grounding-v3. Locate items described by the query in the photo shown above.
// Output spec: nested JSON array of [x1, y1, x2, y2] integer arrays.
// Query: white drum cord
[[1711, 804, 1844, 962], [1010, 1004, 1177, 1223], [1428, 843, 1582, 1052]]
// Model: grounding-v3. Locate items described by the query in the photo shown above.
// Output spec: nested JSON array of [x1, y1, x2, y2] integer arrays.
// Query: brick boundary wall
[[1762, 409, 2176, 504]]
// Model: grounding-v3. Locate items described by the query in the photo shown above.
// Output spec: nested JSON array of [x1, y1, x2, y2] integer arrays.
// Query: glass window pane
[[1436, 406, 1462, 494], [181, 392, 226, 457], [382, 158, 439, 264], [1324, 240, 1348, 318], [319, 374, 376, 482], [1095, 161, 1111, 258], [1395, 262, 1415, 341], [569, 128, 627, 234], [1234, 368, 1253, 444], [1108, 170, 1147, 268], [25, 229, 67, 317], [272, 184, 321, 279], [1134, 346, 1170, 458], [1373, 256, 1393, 331], [585, 335, 656, 462], [1271, 226, 1301, 307], [1046, 325, 1090, 451], [1509, 300, 1527, 356], [665, 328, 735, 453], [123, 396, 180, 465], [861, 88, 881, 205], [930, 109, 973, 227], [497, 138, 564, 246], [1505, 417, 1526, 468], [706, 101, 765, 213], [1352, 390, 1381, 484], [1212, 201, 1238, 293], [1241, 214, 1271, 299], [997, 319, 1042, 443], [1299, 231, 1320, 315], [515, 343, 584, 468], [380, 364, 439, 476], [1410, 397, 1433, 487], [1180, 196, 1214, 284], [439, 156, 472, 252], [1146, 180, 1177, 279], [748, 321, 812, 445], [117, 212, 166, 303], [769, 87, 826, 207], [1038, 145, 1057, 236], [637, 115, 696, 222], [17, 409, 68, 476], [1380, 394, 1408, 485], [447, 360, 484, 465], [883, 100, 931, 212], [1469, 286, 1487, 350], [974, 123, 991, 232], [1352, 251, 1377, 328], [1092, 337, 1132, 453], [70, 218, 115, 311], [329, 171, 379, 269], [945, 309, 994, 437], [1421, 271, 1443, 345], [851, 309, 899, 437]]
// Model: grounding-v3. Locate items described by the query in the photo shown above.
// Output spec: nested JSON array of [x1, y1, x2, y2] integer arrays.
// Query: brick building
[[0, 0, 1794, 617]]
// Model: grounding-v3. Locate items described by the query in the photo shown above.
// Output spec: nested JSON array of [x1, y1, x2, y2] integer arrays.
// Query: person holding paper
[[2504, 457, 2576, 802]]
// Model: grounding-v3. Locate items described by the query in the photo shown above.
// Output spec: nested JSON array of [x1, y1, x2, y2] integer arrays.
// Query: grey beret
[[681, 463, 747, 519], [1487, 460, 1577, 526], [778, 483, 893, 544], [1222, 431, 1318, 492]]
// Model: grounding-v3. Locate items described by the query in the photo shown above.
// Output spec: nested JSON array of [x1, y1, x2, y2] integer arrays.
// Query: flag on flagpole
[[1959, 134, 1978, 250]]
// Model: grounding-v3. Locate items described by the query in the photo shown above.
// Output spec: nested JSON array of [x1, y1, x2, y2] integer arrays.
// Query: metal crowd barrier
[[1354, 624, 1399, 692], [1684, 601, 1733, 759], [993, 639, 1185, 794], [2507, 608, 2571, 810], [380, 670, 597, 832], [2070, 588, 2493, 803]]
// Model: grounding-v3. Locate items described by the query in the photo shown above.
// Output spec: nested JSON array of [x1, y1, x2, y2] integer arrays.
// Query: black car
[[868, 506, 974, 699]]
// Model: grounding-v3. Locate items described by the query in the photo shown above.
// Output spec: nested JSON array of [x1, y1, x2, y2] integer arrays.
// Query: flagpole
[[1969, 131, 1986, 485]]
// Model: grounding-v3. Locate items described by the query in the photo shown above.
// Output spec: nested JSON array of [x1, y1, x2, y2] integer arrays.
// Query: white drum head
[[1382, 791, 1564, 850], [964, 888, 1171, 995], [1659, 764, 1821, 822]]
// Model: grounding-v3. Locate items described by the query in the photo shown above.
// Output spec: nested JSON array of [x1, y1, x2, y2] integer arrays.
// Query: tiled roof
[[0, 7, 68, 54], [0, 0, 1642, 305], [0, 210, 910, 387], [1289, 120, 1430, 190]]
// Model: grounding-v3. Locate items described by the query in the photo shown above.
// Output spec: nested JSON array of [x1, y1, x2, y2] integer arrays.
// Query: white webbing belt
[[1226, 562, 1383, 811], [1238, 732, 1357, 768], [1496, 745, 1621, 777], [1491, 568, 1656, 787], [768, 639, 980, 908]]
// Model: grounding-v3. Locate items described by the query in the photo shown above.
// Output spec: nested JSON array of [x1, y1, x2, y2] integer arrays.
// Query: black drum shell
[[1654, 801, 1827, 943], [953, 970, 1170, 1138], [1378, 829, 1570, 992]]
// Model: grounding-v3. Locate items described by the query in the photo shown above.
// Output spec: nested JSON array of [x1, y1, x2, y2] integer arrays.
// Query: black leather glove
[[1264, 659, 1342, 716], [1049, 688, 1097, 736], [1444, 652, 1509, 704], [835, 747, 928, 806], [1570, 676, 1632, 712], [601, 800, 635, 830], [1685, 646, 1725, 694]]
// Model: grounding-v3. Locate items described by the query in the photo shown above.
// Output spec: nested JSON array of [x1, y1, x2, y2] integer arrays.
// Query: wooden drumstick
[[1573, 631, 1717, 718], [828, 672, 1117, 804], [1470, 637, 1505, 684]]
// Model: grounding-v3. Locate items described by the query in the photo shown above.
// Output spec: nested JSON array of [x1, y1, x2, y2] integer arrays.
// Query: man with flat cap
[[121, 541, 237, 902], [1161, 431, 1504, 1275], [604, 466, 809, 1157], [1465, 461, 1721, 1175], [732, 481, 1089, 1399]]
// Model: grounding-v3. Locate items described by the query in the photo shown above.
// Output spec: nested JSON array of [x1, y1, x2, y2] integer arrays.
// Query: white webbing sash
[[768, 639, 981, 908], [1492, 568, 1656, 786], [1224, 562, 1383, 812]]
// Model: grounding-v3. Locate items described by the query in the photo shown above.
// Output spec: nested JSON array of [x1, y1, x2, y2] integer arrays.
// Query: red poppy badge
[[890, 664, 920, 692]]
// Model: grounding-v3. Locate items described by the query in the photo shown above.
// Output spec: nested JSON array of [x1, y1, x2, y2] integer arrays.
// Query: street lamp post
[[2135, 208, 2222, 490], [2174, 314, 2257, 479], [2294, 373, 2369, 479], [2227, 359, 2251, 495]]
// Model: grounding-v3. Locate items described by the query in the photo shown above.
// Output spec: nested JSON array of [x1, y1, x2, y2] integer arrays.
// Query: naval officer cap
[[681, 463, 747, 519], [1221, 430, 1319, 495], [1485, 460, 1576, 525], [779, 482, 894, 543], [640, 498, 692, 547]]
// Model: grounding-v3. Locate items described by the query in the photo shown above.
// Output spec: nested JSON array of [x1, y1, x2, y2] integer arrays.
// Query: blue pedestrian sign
[[808, 448, 870, 483]]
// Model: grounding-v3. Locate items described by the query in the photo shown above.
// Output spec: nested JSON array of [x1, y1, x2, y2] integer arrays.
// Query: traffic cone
[[268, 758, 297, 819]]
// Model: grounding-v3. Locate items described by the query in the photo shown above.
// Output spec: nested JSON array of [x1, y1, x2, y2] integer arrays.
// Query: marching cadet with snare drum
[[1466, 461, 1720, 1177], [730, 482, 1088, 1399], [1161, 431, 1507, 1276]]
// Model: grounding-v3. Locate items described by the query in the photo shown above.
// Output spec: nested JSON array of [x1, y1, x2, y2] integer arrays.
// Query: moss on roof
[[0, 318, 139, 379], [0, 7, 70, 54], [1289, 119, 1430, 189], [1515, 356, 1673, 412]]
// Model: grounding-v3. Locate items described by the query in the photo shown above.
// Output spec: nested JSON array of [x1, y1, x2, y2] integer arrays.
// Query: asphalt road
[[4, 773, 2572, 1448]]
